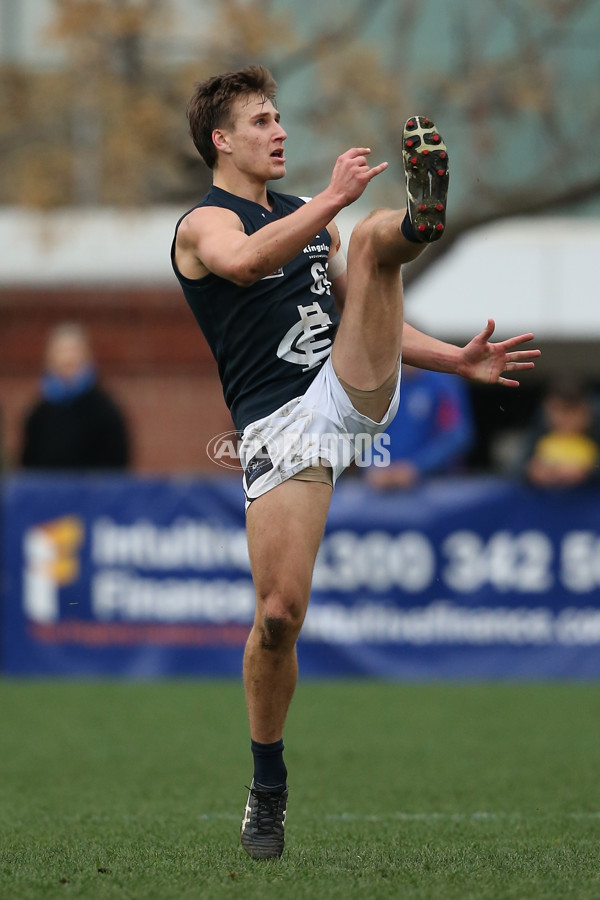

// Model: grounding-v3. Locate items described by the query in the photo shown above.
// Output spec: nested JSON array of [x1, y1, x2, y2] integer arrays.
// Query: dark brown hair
[[187, 65, 278, 169]]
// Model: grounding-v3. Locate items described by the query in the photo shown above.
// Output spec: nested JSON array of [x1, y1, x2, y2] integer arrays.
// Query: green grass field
[[1, 680, 600, 899]]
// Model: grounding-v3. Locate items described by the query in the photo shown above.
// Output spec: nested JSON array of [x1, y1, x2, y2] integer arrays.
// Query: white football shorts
[[239, 356, 401, 506]]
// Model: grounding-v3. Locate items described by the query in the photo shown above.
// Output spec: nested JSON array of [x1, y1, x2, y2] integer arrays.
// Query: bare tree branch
[[403, 176, 600, 287], [265, 0, 388, 79]]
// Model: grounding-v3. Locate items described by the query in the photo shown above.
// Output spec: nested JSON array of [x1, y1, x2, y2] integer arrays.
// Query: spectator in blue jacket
[[366, 364, 474, 489], [21, 323, 130, 471]]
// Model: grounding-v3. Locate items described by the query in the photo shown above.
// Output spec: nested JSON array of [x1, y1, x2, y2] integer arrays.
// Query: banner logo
[[23, 516, 84, 623]]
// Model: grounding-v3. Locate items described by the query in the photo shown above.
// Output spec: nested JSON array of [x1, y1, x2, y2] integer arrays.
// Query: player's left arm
[[326, 219, 347, 314], [402, 319, 540, 387]]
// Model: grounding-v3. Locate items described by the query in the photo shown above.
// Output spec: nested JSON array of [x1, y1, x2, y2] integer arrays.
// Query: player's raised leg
[[240, 478, 332, 860], [332, 116, 449, 414]]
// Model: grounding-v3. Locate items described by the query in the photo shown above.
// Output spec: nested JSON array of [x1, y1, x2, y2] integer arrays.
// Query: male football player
[[172, 65, 539, 860]]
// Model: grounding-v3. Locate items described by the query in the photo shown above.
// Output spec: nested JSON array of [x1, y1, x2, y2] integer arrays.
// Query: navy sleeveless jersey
[[171, 186, 340, 432]]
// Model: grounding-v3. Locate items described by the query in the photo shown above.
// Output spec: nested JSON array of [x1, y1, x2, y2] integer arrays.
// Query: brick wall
[[0, 286, 235, 473]]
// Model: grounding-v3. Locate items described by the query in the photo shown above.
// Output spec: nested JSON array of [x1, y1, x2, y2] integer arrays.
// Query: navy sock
[[401, 212, 424, 244], [251, 738, 287, 788]]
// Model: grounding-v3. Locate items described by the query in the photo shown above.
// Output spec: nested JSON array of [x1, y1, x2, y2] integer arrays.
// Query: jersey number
[[310, 262, 332, 296]]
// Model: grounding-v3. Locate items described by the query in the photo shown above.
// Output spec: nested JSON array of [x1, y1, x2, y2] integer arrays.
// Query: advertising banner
[[3, 474, 600, 677]]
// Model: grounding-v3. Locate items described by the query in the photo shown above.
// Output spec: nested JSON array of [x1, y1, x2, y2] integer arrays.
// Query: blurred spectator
[[514, 380, 600, 488], [21, 323, 130, 470], [366, 365, 474, 490]]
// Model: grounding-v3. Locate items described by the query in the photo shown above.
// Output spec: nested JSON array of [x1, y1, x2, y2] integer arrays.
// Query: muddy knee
[[259, 614, 301, 652]]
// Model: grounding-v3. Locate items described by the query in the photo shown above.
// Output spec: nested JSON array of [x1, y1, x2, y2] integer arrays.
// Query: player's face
[[226, 94, 287, 181]]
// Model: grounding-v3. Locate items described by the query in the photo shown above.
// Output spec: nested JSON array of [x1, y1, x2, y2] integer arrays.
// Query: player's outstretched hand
[[328, 148, 388, 207], [457, 319, 540, 387]]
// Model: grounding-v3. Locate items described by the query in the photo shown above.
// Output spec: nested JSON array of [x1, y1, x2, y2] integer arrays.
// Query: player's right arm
[[175, 149, 387, 287]]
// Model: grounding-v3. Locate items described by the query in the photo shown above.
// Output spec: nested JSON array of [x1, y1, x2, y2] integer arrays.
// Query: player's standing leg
[[240, 479, 332, 860]]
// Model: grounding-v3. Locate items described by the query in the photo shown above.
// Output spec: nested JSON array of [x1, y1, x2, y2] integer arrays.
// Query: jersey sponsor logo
[[303, 242, 329, 257], [277, 301, 333, 371]]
